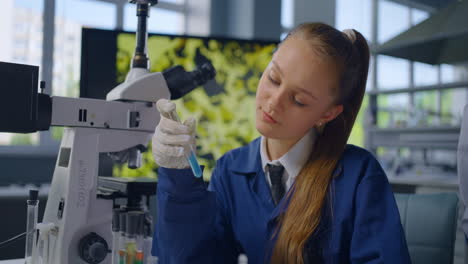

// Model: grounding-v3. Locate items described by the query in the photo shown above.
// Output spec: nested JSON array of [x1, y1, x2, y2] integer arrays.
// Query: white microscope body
[[29, 52, 215, 263], [39, 69, 170, 264], [35, 34, 215, 261]]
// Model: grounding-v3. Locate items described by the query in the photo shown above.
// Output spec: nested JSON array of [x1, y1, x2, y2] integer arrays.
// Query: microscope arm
[[106, 71, 170, 102], [50, 97, 160, 132]]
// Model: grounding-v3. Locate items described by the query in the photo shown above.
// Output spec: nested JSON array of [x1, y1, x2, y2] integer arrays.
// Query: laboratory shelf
[[367, 126, 461, 149], [388, 174, 458, 190], [367, 81, 468, 95]]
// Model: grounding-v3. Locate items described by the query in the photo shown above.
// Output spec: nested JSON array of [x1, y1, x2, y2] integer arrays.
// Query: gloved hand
[[152, 99, 197, 169]]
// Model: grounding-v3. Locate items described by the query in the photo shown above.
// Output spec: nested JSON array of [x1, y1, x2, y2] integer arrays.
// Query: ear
[[319, 104, 343, 124]]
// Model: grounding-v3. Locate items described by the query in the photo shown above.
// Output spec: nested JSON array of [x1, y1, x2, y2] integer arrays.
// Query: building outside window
[[0, 0, 44, 146]]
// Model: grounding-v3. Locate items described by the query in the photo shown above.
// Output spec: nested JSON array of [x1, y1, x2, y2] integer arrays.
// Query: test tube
[[118, 250, 126, 264], [169, 109, 202, 177], [143, 212, 155, 264], [25, 190, 39, 264], [40, 233, 49, 264], [143, 234, 153, 264], [158, 99, 202, 178], [135, 250, 144, 264], [125, 212, 144, 264], [111, 209, 121, 264], [118, 212, 127, 263]]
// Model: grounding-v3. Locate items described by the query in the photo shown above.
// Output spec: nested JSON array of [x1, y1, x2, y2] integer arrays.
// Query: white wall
[[292, 0, 336, 27]]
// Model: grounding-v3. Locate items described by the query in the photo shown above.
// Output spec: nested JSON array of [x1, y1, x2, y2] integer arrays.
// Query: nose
[[266, 87, 286, 113]]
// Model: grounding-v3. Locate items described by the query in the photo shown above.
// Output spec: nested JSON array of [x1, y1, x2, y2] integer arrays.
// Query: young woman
[[151, 23, 411, 264]]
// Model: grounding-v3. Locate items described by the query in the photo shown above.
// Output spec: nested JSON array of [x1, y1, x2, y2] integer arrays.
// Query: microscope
[[0, 0, 215, 263]]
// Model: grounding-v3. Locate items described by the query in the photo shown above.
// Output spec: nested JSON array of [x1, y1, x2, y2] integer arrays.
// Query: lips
[[262, 111, 277, 124]]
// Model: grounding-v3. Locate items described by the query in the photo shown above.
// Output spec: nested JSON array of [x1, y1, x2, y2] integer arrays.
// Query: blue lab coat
[[153, 138, 411, 263]]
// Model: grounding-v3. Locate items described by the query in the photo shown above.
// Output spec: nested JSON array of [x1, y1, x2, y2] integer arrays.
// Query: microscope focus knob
[[79, 232, 109, 264]]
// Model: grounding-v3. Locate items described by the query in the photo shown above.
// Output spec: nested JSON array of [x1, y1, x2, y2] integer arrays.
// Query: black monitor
[[0, 62, 51, 133]]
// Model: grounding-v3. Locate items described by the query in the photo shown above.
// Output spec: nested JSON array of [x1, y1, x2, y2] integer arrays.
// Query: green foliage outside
[[114, 34, 276, 179], [415, 91, 437, 125], [52, 127, 65, 141], [347, 95, 368, 147], [440, 90, 454, 124], [377, 95, 390, 128], [10, 134, 35, 145]]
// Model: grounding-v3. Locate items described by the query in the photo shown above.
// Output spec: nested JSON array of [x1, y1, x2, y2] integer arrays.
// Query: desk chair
[[458, 104, 468, 264], [395, 192, 459, 264]]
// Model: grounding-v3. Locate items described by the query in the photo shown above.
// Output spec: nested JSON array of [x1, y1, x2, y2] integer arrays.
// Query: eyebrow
[[271, 60, 318, 100], [271, 60, 283, 75]]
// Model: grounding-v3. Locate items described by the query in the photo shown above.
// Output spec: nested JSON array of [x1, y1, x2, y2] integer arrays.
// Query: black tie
[[268, 164, 285, 205]]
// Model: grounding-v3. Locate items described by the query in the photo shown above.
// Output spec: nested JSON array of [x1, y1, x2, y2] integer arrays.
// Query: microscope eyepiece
[[164, 62, 217, 100], [192, 63, 216, 87]]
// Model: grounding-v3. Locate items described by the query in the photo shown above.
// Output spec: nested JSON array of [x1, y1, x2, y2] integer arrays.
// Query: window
[[414, 62, 438, 86], [0, 0, 44, 146], [124, 4, 184, 34], [377, 94, 410, 128], [441, 64, 457, 83], [377, 55, 410, 89], [411, 8, 429, 25], [53, 0, 116, 98], [441, 88, 468, 125], [336, 0, 372, 41], [281, 0, 293, 30], [378, 0, 410, 43], [414, 91, 438, 125], [0, 0, 43, 66], [444, 64, 468, 83]]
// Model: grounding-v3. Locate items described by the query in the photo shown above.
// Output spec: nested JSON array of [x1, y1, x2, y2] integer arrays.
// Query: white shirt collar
[[260, 129, 317, 189]]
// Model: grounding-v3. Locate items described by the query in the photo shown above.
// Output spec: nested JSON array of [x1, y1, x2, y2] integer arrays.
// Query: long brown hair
[[270, 23, 370, 263]]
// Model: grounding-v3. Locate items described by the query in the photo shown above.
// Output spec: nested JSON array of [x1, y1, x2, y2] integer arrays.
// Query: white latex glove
[[152, 99, 197, 169]]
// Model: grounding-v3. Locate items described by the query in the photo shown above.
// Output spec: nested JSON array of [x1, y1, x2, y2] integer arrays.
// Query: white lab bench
[[0, 259, 23, 264]]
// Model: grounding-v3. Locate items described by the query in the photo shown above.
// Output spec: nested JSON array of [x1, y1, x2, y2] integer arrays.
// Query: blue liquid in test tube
[[187, 150, 202, 178], [168, 109, 202, 178]]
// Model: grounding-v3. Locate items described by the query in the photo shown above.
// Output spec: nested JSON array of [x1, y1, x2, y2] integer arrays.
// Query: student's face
[[255, 36, 343, 141]]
